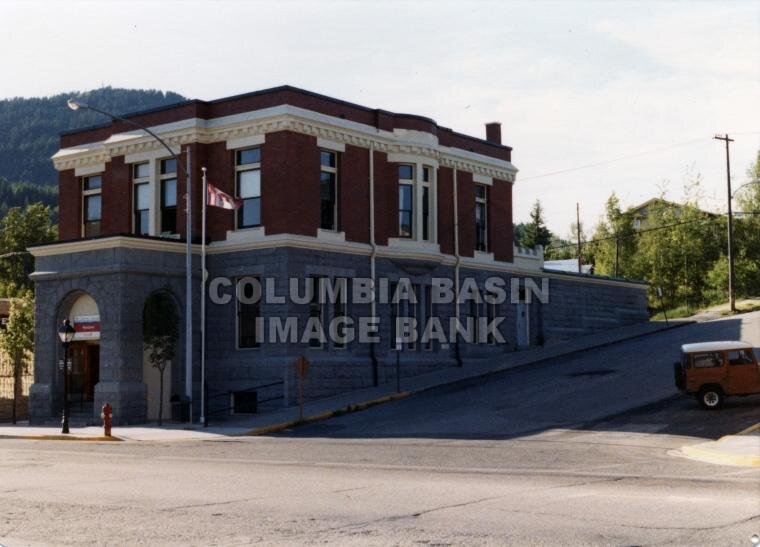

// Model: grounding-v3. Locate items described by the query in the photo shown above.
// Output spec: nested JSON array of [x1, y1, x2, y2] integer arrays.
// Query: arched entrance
[[62, 293, 101, 414]]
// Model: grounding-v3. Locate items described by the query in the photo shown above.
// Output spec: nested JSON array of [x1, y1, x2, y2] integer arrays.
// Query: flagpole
[[200, 167, 208, 427]]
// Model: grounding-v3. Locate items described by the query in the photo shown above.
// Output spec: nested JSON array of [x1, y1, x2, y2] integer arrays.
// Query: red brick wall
[[436, 167, 455, 255], [58, 169, 79, 241], [372, 150, 396, 246], [489, 179, 514, 262], [262, 131, 319, 237], [102, 156, 131, 234], [203, 142, 236, 242], [456, 170, 475, 258], [339, 144, 370, 244]]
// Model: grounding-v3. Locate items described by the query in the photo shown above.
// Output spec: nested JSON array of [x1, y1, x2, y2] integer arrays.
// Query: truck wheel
[[698, 387, 723, 410]]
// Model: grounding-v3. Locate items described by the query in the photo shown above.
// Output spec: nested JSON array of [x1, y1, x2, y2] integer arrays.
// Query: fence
[[0, 351, 33, 422]]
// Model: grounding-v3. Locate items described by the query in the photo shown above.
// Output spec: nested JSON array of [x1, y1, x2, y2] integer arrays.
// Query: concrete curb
[[679, 441, 760, 468], [676, 422, 760, 468], [243, 392, 410, 436], [0, 434, 122, 442], [736, 423, 760, 435]]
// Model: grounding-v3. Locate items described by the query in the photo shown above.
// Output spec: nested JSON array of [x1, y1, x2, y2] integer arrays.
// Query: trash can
[[170, 395, 190, 423]]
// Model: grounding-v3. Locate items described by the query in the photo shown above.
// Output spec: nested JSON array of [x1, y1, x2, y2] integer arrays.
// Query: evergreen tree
[[522, 200, 553, 250]]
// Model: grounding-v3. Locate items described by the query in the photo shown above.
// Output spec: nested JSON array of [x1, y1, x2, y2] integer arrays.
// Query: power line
[[518, 132, 760, 182]]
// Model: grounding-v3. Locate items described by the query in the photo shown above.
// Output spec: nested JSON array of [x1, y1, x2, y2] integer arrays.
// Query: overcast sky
[[2, 0, 758, 235]]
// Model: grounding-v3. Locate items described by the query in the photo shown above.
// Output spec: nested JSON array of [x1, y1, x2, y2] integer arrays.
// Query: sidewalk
[[0, 318, 691, 442], [677, 424, 760, 468]]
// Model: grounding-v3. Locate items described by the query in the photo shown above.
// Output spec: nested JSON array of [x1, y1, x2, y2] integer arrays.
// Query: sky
[[2, 0, 758, 235]]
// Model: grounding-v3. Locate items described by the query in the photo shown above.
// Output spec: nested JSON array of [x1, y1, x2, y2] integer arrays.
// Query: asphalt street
[[0, 312, 758, 546]]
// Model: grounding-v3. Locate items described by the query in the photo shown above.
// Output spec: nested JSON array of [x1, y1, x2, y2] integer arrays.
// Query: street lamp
[[67, 97, 195, 421], [57, 319, 75, 434]]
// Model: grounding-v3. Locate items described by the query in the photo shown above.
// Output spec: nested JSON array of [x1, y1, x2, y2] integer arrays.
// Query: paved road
[[0, 313, 758, 546]]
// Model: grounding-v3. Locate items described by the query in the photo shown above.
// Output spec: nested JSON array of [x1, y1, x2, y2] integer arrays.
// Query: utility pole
[[714, 134, 736, 312], [614, 235, 620, 278], [576, 202, 582, 273]]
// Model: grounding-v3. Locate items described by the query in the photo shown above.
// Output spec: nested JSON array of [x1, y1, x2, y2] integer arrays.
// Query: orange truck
[[674, 341, 760, 409]]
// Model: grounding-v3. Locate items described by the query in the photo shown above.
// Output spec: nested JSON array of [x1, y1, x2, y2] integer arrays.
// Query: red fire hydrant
[[101, 402, 113, 437]]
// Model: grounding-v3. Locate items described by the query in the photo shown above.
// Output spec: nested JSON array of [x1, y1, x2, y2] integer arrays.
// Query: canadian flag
[[207, 183, 242, 210]]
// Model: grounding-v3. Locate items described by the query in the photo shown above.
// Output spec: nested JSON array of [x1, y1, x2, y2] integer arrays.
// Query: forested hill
[[0, 87, 186, 188]]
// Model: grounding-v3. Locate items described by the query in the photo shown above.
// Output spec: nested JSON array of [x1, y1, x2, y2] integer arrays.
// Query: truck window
[[728, 350, 754, 366], [692, 352, 722, 368]]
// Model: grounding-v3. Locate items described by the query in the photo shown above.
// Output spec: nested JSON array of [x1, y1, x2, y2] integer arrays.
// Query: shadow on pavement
[[271, 316, 759, 442]]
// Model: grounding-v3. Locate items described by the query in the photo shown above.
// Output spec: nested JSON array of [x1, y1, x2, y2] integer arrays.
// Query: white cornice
[[29, 235, 646, 289], [52, 105, 519, 181]]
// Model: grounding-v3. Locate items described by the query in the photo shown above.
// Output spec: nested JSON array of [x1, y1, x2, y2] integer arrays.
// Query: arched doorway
[[64, 293, 101, 412]]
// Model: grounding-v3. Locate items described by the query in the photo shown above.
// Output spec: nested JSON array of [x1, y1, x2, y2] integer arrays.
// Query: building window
[[159, 158, 177, 235], [133, 162, 150, 236], [408, 284, 419, 351], [333, 277, 349, 349], [237, 277, 260, 349], [424, 285, 434, 351], [470, 297, 481, 344], [486, 292, 497, 344], [82, 174, 102, 237], [422, 166, 432, 241], [390, 281, 399, 349], [398, 165, 414, 238], [320, 151, 338, 230], [475, 184, 488, 252], [236, 148, 261, 229], [308, 276, 325, 349]]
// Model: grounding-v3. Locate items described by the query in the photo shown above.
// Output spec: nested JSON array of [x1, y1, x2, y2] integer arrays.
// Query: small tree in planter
[[0, 291, 34, 424], [143, 292, 178, 426]]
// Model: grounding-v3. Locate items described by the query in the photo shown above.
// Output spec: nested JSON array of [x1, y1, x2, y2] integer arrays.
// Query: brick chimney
[[485, 122, 502, 144]]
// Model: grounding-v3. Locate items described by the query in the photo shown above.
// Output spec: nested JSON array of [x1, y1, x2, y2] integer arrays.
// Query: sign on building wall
[[73, 315, 100, 341]]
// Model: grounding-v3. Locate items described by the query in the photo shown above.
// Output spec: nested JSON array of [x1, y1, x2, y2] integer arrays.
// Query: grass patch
[[651, 305, 695, 321], [720, 300, 760, 316]]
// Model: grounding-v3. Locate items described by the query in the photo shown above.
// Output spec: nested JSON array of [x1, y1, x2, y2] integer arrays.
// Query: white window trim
[[235, 148, 262, 230], [159, 158, 179, 236], [320, 150, 339, 232], [132, 162, 151, 236], [81, 175, 102, 238], [475, 184, 488, 252], [398, 165, 415, 239], [395, 162, 438, 244]]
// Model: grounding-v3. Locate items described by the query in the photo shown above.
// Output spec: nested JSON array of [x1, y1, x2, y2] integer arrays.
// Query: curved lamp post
[[58, 319, 75, 434], [67, 98, 195, 422]]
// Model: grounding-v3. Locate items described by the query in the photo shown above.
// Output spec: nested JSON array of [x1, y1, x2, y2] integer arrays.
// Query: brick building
[[28, 86, 648, 424]]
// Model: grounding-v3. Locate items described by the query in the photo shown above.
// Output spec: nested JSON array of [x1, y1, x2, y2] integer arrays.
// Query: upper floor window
[[82, 175, 102, 238], [398, 165, 414, 238], [475, 184, 488, 252], [159, 159, 177, 235], [422, 166, 432, 241], [236, 148, 261, 229], [133, 162, 150, 236], [320, 151, 338, 230]]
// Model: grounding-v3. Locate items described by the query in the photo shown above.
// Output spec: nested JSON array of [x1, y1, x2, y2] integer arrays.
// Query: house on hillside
[[629, 198, 717, 231]]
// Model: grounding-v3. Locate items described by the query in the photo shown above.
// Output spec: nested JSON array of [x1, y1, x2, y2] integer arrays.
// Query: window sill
[[316, 228, 346, 243]]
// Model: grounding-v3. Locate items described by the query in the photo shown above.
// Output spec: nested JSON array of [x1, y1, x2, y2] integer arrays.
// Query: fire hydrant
[[101, 402, 113, 437]]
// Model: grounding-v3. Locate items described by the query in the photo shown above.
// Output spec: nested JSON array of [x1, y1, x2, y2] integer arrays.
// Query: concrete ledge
[[676, 425, 760, 467]]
